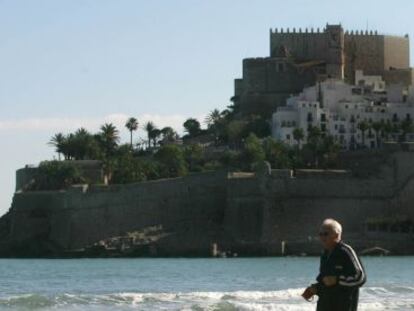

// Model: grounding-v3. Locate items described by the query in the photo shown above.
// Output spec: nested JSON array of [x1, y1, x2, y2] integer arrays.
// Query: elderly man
[[302, 219, 366, 311]]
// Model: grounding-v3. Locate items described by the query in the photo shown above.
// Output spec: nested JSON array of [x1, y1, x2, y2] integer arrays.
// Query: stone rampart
[[2, 151, 414, 257], [224, 152, 414, 255], [6, 171, 227, 256]]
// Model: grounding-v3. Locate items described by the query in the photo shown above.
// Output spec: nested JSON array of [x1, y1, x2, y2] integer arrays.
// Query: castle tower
[[325, 25, 345, 79]]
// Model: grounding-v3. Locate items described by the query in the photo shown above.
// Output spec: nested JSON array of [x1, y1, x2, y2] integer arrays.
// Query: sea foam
[[0, 287, 413, 310]]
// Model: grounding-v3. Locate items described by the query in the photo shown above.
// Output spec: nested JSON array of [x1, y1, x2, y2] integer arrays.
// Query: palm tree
[[62, 133, 76, 160], [100, 123, 120, 156], [48, 133, 66, 160], [358, 121, 370, 148], [100, 123, 119, 143], [293, 128, 305, 149], [204, 109, 222, 127], [151, 128, 161, 147], [125, 117, 139, 148], [75, 128, 89, 136], [73, 128, 92, 160], [205, 109, 225, 144], [144, 121, 156, 148]]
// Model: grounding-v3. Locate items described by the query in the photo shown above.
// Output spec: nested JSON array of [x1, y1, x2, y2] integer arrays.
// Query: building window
[[393, 114, 399, 122], [286, 134, 291, 140]]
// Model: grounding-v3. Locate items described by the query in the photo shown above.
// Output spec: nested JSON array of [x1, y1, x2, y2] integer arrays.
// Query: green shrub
[[155, 145, 188, 178], [30, 161, 84, 191], [240, 133, 265, 170]]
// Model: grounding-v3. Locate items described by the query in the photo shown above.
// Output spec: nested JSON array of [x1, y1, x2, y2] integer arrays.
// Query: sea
[[0, 257, 412, 310]]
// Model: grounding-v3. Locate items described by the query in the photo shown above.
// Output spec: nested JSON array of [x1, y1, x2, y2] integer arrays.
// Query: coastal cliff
[[1, 151, 414, 257]]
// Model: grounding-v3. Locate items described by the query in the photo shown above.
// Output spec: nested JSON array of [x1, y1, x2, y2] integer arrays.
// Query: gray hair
[[322, 219, 342, 238]]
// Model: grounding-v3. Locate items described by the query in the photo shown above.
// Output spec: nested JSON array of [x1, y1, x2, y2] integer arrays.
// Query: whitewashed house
[[272, 73, 414, 150]]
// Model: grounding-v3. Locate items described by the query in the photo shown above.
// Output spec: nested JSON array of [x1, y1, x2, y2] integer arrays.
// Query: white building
[[272, 74, 414, 150]]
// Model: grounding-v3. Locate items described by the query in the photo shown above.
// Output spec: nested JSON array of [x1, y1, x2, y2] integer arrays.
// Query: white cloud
[[0, 113, 206, 135]]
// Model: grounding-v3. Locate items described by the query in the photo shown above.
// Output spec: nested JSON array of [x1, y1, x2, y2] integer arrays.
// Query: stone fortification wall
[[4, 151, 414, 257], [224, 152, 414, 255], [242, 58, 317, 94], [383, 68, 414, 87], [238, 57, 317, 115], [344, 34, 410, 84], [270, 30, 329, 61], [270, 29, 409, 80], [15, 166, 38, 191], [344, 34, 385, 79], [384, 35, 410, 70], [7, 171, 227, 256]]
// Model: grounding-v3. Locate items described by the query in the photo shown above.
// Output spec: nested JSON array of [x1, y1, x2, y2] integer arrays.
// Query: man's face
[[319, 226, 338, 250]]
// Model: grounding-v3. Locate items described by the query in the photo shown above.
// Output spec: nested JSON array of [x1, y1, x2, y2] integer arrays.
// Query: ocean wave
[[0, 287, 413, 310]]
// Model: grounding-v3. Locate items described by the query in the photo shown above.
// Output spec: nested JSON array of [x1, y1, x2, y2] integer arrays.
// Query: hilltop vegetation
[[40, 107, 271, 187], [38, 104, 395, 190]]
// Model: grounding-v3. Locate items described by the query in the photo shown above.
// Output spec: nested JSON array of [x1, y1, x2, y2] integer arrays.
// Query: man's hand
[[301, 285, 317, 301], [322, 276, 337, 287]]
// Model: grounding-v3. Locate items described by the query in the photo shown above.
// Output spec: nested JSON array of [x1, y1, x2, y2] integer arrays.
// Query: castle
[[233, 24, 413, 116]]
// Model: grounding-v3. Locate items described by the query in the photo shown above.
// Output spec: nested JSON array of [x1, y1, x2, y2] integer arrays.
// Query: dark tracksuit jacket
[[315, 241, 366, 311]]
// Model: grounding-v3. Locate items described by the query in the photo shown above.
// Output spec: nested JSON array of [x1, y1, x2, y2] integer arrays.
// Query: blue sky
[[0, 0, 413, 215]]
